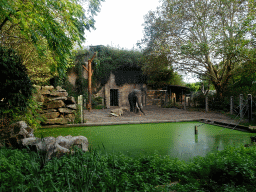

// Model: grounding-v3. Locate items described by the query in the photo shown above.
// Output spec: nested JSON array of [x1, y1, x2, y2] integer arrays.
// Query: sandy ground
[[83, 105, 237, 125]]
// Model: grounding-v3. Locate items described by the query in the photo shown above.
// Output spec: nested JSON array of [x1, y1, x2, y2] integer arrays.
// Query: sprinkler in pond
[[195, 126, 198, 135]]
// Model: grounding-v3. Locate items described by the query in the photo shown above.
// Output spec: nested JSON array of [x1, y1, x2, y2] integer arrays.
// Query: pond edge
[[41, 119, 255, 133]]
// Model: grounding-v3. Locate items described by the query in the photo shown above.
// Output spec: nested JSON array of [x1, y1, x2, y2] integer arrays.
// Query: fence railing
[[202, 94, 255, 121]]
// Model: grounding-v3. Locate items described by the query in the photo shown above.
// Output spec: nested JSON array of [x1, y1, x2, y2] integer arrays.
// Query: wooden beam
[[87, 52, 97, 112], [82, 65, 88, 72]]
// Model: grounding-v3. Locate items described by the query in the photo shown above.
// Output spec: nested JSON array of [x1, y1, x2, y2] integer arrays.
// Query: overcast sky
[[82, 0, 198, 83], [82, 0, 161, 50]]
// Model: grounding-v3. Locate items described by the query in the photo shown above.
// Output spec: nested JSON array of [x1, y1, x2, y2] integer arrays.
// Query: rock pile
[[1, 121, 89, 159], [34, 85, 77, 125]]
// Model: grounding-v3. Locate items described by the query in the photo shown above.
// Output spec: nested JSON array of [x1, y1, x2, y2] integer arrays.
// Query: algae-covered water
[[36, 122, 255, 161]]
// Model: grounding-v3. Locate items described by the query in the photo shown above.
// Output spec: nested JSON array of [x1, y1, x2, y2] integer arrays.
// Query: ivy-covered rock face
[[0, 46, 33, 113]]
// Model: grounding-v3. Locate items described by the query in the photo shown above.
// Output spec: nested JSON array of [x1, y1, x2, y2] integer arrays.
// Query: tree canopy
[[0, 0, 103, 82], [140, 0, 256, 97], [72, 45, 184, 89]]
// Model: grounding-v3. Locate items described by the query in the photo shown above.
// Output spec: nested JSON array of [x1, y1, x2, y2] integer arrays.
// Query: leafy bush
[[0, 46, 33, 115], [1, 145, 256, 191], [92, 96, 103, 109], [11, 89, 46, 129]]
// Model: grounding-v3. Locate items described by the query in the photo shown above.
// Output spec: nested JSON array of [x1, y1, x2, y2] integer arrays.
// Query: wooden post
[[205, 96, 209, 112], [248, 94, 252, 122], [78, 95, 83, 123], [184, 94, 186, 110], [165, 90, 168, 107], [82, 53, 96, 112], [230, 96, 233, 115], [181, 90, 183, 104], [240, 94, 243, 118], [195, 126, 198, 135]]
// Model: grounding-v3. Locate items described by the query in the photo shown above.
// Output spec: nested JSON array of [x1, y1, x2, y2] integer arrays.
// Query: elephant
[[128, 89, 145, 115]]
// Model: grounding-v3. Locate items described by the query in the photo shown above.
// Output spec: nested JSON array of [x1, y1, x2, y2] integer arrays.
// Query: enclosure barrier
[[204, 94, 254, 122], [240, 94, 243, 118], [230, 96, 233, 115]]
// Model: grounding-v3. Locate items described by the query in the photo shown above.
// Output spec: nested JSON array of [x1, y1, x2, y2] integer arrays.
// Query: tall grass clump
[[1, 144, 256, 191]]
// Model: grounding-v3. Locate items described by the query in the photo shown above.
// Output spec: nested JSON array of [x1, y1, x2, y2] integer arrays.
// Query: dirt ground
[[83, 105, 237, 125]]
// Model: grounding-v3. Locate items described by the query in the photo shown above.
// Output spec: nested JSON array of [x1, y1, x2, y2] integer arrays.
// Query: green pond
[[36, 122, 256, 161]]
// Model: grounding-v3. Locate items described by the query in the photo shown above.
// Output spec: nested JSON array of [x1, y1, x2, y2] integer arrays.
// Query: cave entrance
[[110, 89, 119, 106]]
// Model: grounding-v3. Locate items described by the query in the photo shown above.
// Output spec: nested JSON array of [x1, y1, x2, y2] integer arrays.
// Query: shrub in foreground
[[0, 145, 256, 191]]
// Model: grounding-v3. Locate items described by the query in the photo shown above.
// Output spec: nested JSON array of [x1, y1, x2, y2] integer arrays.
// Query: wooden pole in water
[[195, 126, 198, 135]]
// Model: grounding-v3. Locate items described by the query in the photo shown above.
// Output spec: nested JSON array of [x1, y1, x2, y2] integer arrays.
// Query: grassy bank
[[1, 144, 256, 191]]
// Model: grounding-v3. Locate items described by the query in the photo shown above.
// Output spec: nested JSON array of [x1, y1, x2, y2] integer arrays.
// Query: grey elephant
[[128, 89, 145, 115]]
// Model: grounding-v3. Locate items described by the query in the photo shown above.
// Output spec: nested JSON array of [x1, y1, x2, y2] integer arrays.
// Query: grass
[[1, 144, 256, 191]]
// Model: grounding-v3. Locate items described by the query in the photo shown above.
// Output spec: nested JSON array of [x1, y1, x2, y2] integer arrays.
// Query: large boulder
[[44, 100, 65, 109], [66, 104, 77, 110], [43, 118, 68, 125], [41, 86, 54, 95], [50, 91, 68, 97], [51, 97, 68, 101], [1, 121, 34, 148], [2, 121, 89, 159], [58, 108, 75, 114], [36, 86, 77, 125], [65, 114, 75, 123], [56, 86, 66, 92], [22, 135, 89, 159], [43, 112, 60, 119]]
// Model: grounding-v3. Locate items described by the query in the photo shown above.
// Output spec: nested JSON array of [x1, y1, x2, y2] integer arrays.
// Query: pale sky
[[82, 0, 199, 83], [83, 0, 161, 50]]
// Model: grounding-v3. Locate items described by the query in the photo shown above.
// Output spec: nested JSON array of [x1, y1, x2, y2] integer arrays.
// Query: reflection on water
[[36, 122, 255, 162]]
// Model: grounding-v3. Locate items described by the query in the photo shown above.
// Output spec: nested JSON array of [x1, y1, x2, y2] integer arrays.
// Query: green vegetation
[[91, 46, 146, 86], [71, 45, 184, 92], [0, 0, 103, 127], [0, 0, 103, 83], [1, 144, 256, 191], [0, 46, 33, 113], [140, 0, 256, 98]]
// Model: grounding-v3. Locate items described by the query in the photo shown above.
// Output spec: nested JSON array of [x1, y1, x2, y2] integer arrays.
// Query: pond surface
[[36, 122, 255, 161]]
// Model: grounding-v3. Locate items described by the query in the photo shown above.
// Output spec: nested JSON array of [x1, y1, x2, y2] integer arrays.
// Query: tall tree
[[141, 53, 177, 88], [140, 0, 256, 98], [0, 0, 103, 79]]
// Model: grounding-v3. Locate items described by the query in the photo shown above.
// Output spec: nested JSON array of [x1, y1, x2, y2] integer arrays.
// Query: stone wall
[[67, 62, 88, 87], [97, 73, 147, 108], [34, 85, 77, 125]]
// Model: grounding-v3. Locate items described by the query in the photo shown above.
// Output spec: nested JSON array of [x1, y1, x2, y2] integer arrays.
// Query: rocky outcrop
[[22, 135, 89, 159], [1, 121, 89, 159], [34, 85, 77, 125], [1, 121, 35, 148]]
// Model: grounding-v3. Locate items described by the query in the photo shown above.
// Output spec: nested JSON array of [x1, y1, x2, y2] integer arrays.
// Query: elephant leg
[[129, 99, 134, 112]]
